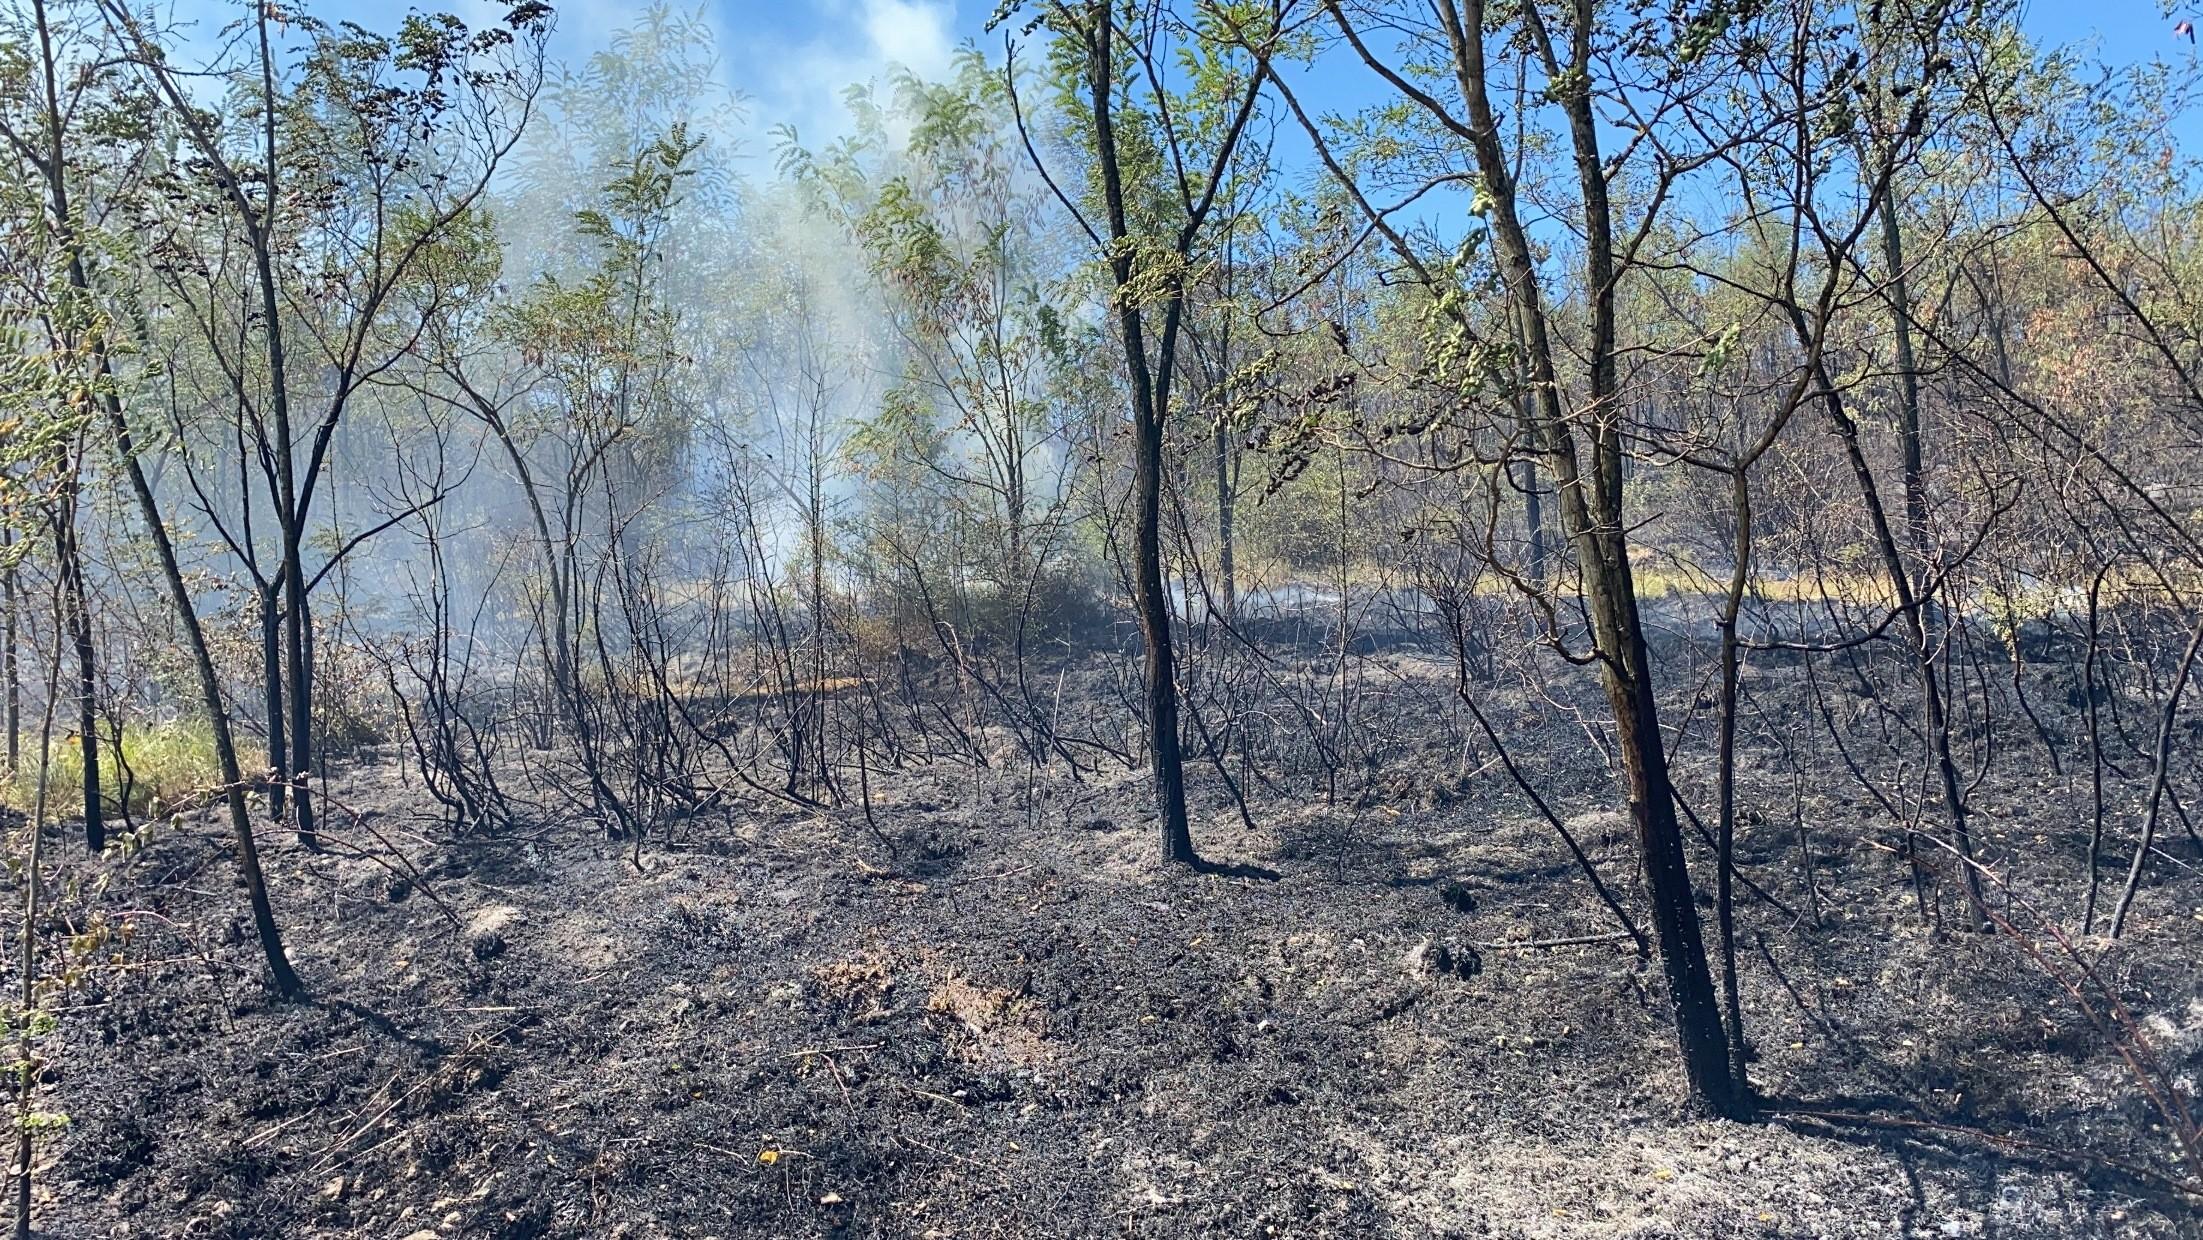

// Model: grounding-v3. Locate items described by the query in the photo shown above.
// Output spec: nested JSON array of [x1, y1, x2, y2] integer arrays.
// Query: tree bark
[[1085, 7, 1194, 864], [55, 507, 100, 851], [260, 582, 286, 817], [1715, 469, 1753, 1084], [1450, 0, 1742, 1115]]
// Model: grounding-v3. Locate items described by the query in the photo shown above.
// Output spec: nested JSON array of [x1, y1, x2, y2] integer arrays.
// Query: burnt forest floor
[[27, 657, 2203, 1239]]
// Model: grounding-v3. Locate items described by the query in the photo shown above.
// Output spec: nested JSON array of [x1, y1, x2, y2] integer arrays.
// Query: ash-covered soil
[[28, 664, 2203, 1238]]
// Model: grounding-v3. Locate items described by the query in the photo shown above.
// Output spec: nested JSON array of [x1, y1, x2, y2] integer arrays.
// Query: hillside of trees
[[1, 0, 2202, 1235]]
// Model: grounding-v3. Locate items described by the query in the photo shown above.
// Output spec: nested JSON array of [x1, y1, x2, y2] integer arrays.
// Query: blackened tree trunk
[[1214, 418, 1237, 620], [247, 2, 316, 850], [1319, 0, 1743, 1113], [1066, 1, 1270, 865], [260, 582, 286, 817], [1880, 196, 1933, 589], [282, 548, 315, 847], [1520, 0, 1740, 1117], [105, 379, 304, 993], [1086, 12, 1194, 863], [55, 506, 100, 851], [1714, 470, 1753, 1084], [1859, 171, 1983, 928]]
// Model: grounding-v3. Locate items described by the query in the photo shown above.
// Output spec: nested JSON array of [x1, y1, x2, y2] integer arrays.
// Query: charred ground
[[33, 657, 2203, 1240]]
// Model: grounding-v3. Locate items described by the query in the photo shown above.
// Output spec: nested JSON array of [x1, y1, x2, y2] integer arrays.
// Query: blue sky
[[166, 0, 2203, 160], [579, 0, 2203, 169]]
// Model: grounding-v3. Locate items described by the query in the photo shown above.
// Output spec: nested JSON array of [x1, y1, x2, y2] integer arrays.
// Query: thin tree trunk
[[1715, 468, 1753, 1084], [1508, 306, 1547, 586], [2108, 611, 2203, 937], [285, 557, 315, 847], [1086, 10, 1193, 865], [1214, 418, 1236, 619], [242, 2, 314, 852], [55, 510, 99, 851], [1521, 459, 1546, 586], [110, 404, 302, 994], [1816, 372, 1987, 926], [1459, 0, 1741, 1115], [1880, 194, 1933, 594], [2082, 568, 2109, 932], [260, 583, 286, 818]]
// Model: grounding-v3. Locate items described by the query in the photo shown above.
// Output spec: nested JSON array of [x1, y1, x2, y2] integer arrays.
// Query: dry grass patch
[[810, 945, 895, 1019], [926, 972, 1051, 1069]]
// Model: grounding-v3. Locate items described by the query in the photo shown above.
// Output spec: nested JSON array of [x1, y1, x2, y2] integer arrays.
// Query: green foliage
[[501, 123, 703, 471], [0, 217, 107, 527], [577, 123, 708, 274], [786, 54, 1077, 590]]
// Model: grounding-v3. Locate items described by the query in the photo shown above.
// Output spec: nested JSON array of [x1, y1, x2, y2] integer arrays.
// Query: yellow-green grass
[[9, 720, 224, 820]]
